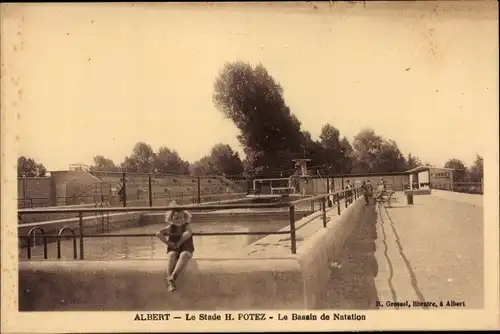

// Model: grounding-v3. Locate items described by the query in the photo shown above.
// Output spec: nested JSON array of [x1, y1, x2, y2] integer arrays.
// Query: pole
[[326, 176, 332, 207], [289, 206, 297, 254], [23, 175, 27, 201], [322, 196, 327, 228], [122, 172, 127, 207], [79, 212, 84, 260], [341, 165, 345, 190], [148, 173, 153, 207], [197, 177, 201, 205]]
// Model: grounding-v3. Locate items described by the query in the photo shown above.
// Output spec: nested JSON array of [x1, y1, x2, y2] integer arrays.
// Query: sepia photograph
[[1, 1, 499, 332]]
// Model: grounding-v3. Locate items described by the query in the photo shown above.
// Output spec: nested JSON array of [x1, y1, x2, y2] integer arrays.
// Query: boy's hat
[[168, 200, 184, 213]]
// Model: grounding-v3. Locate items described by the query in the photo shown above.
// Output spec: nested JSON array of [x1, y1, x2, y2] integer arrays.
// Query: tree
[[318, 124, 352, 174], [340, 136, 355, 173], [190, 156, 213, 177], [92, 155, 118, 171], [155, 146, 190, 175], [469, 154, 483, 183], [377, 139, 407, 172], [407, 153, 422, 169], [444, 158, 469, 182], [190, 144, 244, 177], [121, 142, 156, 173], [213, 61, 304, 176], [351, 128, 384, 173], [351, 128, 407, 173], [18, 156, 47, 177], [208, 144, 244, 176]]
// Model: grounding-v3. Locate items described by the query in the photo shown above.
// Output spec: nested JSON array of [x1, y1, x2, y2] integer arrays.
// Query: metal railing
[[18, 195, 111, 209], [18, 187, 362, 259]]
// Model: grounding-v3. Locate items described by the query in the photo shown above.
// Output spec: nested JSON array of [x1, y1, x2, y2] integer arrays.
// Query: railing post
[[42, 235, 48, 259], [78, 212, 84, 259], [337, 195, 341, 215], [148, 173, 153, 207], [327, 179, 333, 208], [122, 172, 127, 207], [197, 177, 201, 205], [27, 235, 32, 259], [289, 205, 297, 254], [322, 196, 327, 228]]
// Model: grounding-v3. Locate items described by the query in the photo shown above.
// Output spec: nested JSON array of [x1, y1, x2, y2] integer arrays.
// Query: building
[[406, 166, 455, 191]]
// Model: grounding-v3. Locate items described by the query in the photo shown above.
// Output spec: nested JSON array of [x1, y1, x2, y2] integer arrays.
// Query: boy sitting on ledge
[[156, 201, 194, 292]]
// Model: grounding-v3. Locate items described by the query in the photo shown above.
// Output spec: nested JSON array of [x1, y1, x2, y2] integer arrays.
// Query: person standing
[[361, 181, 372, 206]]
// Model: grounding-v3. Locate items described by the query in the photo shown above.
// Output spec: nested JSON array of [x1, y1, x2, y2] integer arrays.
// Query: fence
[[87, 171, 248, 208], [18, 195, 112, 209], [445, 182, 483, 194], [17, 172, 249, 209], [18, 187, 363, 259]]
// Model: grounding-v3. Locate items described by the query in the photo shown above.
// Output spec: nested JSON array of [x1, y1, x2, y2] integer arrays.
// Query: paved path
[[325, 191, 484, 310]]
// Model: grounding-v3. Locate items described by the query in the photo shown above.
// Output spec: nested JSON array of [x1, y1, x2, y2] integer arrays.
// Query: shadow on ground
[[322, 205, 379, 310]]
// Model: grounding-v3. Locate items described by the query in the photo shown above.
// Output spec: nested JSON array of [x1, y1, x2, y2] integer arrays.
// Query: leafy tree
[[190, 144, 244, 177], [208, 144, 244, 175], [351, 128, 407, 173], [155, 146, 190, 175], [213, 61, 303, 176], [340, 136, 355, 173], [18, 156, 47, 177], [469, 154, 483, 183], [318, 124, 354, 174], [91, 155, 118, 171], [444, 158, 469, 182], [377, 139, 407, 172], [190, 156, 213, 177], [407, 153, 422, 169], [351, 128, 384, 173], [121, 142, 156, 173]]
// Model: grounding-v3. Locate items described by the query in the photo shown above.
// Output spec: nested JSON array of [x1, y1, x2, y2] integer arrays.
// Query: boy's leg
[[167, 251, 179, 279], [171, 251, 193, 281]]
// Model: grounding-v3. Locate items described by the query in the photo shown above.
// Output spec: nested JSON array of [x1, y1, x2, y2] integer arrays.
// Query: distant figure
[[118, 185, 125, 203], [156, 201, 194, 292], [361, 181, 373, 206], [374, 178, 387, 202], [379, 177, 386, 190], [366, 180, 374, 200]]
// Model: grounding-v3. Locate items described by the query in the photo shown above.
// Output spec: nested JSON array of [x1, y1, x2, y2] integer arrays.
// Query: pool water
[[19, 217, 293, 261], [19, 195, 315, 261]]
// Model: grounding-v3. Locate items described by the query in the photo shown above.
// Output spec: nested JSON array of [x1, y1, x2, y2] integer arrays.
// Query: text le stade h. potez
[[134, 312, 366, 322]]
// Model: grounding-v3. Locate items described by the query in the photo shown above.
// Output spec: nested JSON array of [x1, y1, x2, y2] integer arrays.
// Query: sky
[[8, 1, 499, 171]]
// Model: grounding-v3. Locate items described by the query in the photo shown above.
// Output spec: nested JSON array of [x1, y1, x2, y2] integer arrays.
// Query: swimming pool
[[19, 195, 316, 261]]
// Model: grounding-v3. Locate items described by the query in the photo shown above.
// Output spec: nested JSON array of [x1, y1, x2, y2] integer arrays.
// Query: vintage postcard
[[1, 1, 499, 332]]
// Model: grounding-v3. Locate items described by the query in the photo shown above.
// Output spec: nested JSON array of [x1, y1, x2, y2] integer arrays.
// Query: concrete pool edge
[[18, 198, 367, 311]]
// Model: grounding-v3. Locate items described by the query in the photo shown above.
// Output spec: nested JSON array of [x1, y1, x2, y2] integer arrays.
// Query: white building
[[406, 166, 455, 191]]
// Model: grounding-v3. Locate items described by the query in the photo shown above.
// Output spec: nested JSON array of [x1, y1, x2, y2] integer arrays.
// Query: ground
[[325, 191, 484, 309]]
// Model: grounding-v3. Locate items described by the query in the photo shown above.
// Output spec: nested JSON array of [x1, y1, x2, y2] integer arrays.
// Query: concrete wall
[[18, 198, 367, 311], [297, 199, 366, 308], [18, 171, 102, 207], [19, 259, 305, 311], [17, 177, 52, 206]]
